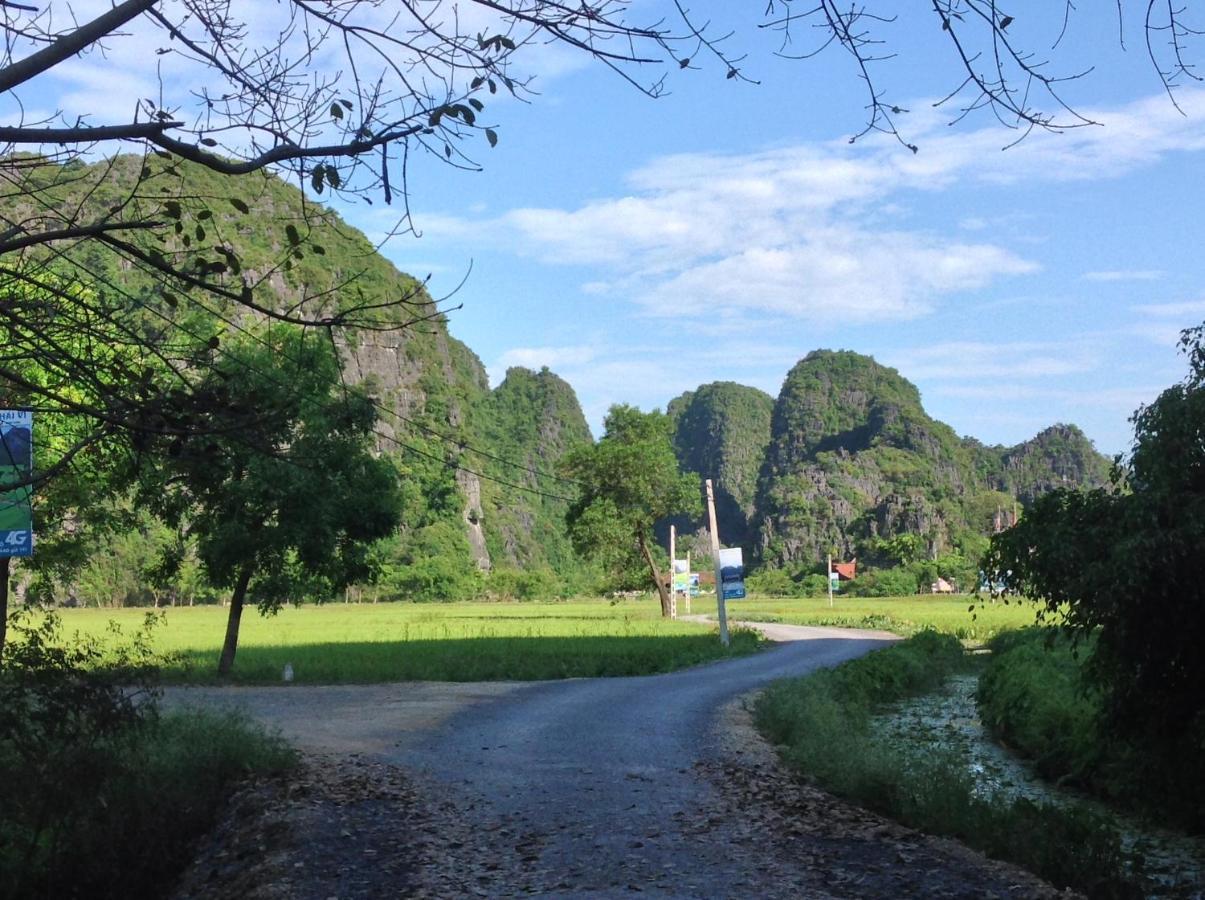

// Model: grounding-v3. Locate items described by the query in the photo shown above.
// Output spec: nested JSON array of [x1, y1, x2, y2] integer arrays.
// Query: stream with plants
[[871, 674, 1205, 898]]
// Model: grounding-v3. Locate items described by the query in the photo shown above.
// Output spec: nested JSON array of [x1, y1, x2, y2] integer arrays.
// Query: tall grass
[[755, 632, 1139, 898], [0, 611, 296, 900]]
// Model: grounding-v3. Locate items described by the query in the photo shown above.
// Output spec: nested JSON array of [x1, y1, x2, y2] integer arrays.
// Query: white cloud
[[638, 230, 1033, 322], [1132, 299, 1205, 318], [420, 88, 1205, 330], [887, 341, 1100, 381], [494, 344, 599, 380], [1084, 270, 1165, 282]]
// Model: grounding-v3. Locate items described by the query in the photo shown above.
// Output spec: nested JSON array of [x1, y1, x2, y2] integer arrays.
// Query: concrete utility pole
[[685, 551, 691, 615], [668, 524, 677, 620], [704, 479, 730, 647], [828, 553, 834, 608]]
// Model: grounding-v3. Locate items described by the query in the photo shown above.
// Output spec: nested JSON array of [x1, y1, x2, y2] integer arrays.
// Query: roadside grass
[[54, 600, 762, 683], [755, 631, 1139, 898], [1, 611, 296, 900], [693, 593, 1039, 641], [978, 628, 1205, 834]]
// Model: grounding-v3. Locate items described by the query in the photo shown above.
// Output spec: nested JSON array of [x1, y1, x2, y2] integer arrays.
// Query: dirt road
[[168, 623, 1066, 899]]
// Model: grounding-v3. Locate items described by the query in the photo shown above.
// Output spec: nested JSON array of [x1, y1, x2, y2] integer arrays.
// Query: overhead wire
[[53, 252, 582, 503]]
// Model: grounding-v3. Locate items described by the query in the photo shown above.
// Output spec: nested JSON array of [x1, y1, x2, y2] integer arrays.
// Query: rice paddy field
[[46, 592, 1041, 684], [690, 593, 1041, 642], [53, 599, 761, 684]]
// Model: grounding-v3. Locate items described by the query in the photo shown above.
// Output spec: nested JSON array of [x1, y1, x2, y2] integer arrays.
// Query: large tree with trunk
[[562, 405, 699, 617], [131, 326, 400, 676]]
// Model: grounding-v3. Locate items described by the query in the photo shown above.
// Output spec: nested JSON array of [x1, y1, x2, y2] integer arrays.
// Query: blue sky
[[23, 2, 1205, 456], [335, 4, 1205, 456]]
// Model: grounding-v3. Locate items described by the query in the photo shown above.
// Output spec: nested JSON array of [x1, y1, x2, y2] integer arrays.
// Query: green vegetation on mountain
[[11, 157, 598, 605], [9, 159, 1113, 608], [659, 350, 1112, 591], [755, 350, 986, 573], [666, 382, 774, 550], [481, 366, 593, 571]]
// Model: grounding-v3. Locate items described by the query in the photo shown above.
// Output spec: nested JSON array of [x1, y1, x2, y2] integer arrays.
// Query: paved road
[[170, 624, 1060, 898]]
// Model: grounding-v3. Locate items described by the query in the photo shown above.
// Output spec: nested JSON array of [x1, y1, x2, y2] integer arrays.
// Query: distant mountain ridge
[[32, 157, 1110, 585], [667, 350, 1112, 572]]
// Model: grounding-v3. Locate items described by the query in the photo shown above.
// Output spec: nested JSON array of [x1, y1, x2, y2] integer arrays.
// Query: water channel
[[871, 674, 1205, 898]]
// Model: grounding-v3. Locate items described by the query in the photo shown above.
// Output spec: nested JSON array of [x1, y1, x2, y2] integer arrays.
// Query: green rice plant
[[50, 600, 762, 683], [696, 594, 1040, 641]]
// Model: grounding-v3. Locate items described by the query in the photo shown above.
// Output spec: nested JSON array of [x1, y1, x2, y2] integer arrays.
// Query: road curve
[[388, 623, 899, 895], [170, 623, 1059, 898]]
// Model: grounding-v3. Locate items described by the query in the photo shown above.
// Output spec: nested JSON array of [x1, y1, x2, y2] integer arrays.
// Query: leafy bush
[[845, 565, 919, 597], [0, 611, 295, 899], [486, 566, 562, 600], [382, 553, 486, 602], [978, 628, 1205, 832]]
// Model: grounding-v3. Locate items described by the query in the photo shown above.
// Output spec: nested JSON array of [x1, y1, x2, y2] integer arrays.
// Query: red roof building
[[832, 559, 857, 581]]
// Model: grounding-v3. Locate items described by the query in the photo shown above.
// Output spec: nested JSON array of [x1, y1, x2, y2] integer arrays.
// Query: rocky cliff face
[[663, 350, 1116, 572], [667, 382, 774, 550], [480, 366, 593, 569], [40, 157, 594, 577]]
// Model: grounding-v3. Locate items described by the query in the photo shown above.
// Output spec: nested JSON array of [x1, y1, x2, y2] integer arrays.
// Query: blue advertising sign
[[0, 410, 32, 557], [718, 546, 746, 600]]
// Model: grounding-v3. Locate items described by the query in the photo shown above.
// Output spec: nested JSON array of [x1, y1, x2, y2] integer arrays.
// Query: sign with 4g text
[[0, 410, 33, 557]]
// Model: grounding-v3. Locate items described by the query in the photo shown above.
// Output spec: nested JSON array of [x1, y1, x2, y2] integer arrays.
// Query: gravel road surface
[[169, 623, 1067, 899]]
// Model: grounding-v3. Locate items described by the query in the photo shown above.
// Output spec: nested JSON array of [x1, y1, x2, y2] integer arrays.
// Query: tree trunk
[[0, 556, 9, 666], [637, 532, 672, 618], [217, 563, 255, 677]]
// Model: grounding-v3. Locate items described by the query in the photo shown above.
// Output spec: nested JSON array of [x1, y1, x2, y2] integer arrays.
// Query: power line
[[52, 261, 581, 503], [152, 277, 584, 492]]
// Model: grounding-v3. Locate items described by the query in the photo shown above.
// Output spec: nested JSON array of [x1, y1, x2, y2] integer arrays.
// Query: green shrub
[[846, 566, 920, 597], [0, 611, 295, 899], [978, 627, 1205, 832], [486, 565, 562, 600]]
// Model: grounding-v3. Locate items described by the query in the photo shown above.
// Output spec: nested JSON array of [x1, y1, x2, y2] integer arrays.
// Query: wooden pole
[[669, 524, 677, 620], [705, 479, 729, 647]]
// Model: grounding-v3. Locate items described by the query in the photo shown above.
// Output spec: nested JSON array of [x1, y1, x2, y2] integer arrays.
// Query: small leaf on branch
[[200, 137, 218, 147], [486, 128, 498, 148], [330, 102, 344, 120], [229, 198, 250, 214], [285, 224, 301, 246]]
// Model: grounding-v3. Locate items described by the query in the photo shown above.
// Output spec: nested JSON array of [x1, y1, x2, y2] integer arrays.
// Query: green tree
[[985, 323, 1205, 740], [562, 406, 700, 617], [134, 328, 400, 676]]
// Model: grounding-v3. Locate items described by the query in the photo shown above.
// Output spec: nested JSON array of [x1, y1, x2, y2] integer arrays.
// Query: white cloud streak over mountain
[[426, 89, 1205, 328]]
